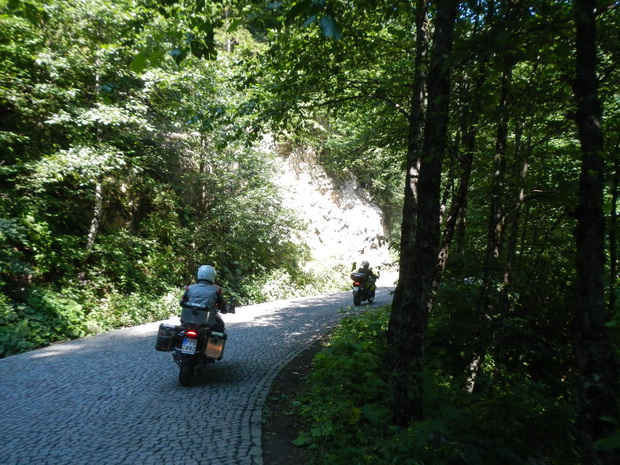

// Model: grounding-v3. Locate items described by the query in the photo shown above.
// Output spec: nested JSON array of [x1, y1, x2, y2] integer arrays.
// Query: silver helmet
[[197, 265, 216, 283]]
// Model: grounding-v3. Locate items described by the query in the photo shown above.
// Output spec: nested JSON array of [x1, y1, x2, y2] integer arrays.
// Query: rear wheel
[[353, 295, 362, 306], [179, 363, 193, 386]]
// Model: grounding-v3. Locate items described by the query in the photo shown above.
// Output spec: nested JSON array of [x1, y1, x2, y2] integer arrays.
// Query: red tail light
[[186, 329, 198, 338], [354, 282, 361, 286]]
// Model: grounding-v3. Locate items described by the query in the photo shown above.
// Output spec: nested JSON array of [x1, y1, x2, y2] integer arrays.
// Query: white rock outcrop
[[271, 144, 392, 274]]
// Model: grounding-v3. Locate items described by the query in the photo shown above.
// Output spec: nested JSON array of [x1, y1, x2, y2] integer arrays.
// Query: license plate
[[181, 337, 197, 354]]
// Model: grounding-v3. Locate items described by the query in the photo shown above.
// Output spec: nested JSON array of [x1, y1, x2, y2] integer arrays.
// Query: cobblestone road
[[0, 286, 393, 465]]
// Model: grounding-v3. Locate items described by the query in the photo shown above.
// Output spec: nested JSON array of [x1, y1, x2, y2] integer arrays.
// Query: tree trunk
[[387, 0, 458, 427], [609, 141, 619, 318], [436, 5, 490, 277], [494, 119, 529, 369], [390, 0, 429, 312], [468, 53, 512, 392], [85, 179, 104, 253], [572, 0, 620, 463]]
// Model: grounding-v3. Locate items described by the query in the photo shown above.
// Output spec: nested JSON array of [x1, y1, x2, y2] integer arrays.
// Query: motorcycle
[[155, 300, 234, 386], [350, 272, 376, 306]]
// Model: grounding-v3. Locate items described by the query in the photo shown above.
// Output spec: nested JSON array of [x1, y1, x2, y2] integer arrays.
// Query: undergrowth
[[0, 285, 179, 357], [292, 306, 579, 465], [0, 264, 349, 358]]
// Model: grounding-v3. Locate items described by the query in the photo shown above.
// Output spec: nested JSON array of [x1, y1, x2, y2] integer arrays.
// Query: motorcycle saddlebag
[[204, 332, 227, 360], [350, 272, 367, 283], [155, 323, 181, 351]]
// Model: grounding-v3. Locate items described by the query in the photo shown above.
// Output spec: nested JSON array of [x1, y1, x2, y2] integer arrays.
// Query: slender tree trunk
[[572, 0, 620, 463], [453, 0, 491, 256], [468, 53, 512, 392], [436, 7, 489, 277], [86, 60, 104, 255], [609, 140, 619, 318], [494, 120, 529, 368], [86, 180, 104, 253], [388, 0, 458, 426], [390, 0, 429, 312]]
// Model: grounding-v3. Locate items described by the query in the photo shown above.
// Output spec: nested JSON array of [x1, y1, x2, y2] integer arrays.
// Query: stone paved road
[[0, 286, 393, 465]]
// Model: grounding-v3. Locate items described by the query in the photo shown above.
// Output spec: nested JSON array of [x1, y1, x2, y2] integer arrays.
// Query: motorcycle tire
[[368, 290, 375, 304], [179, 363, 193, 386], [353, 295, 362, 306]]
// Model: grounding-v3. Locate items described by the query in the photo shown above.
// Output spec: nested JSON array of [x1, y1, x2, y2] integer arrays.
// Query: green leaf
[[131, 51, 149, 74], [302, 14, 318, 28], [599, 416, 619, 426], [319, 15, 342, 40], [227, 18, 242, 33], [287, 0, 313, 22], [292, 432, 312, 447], [360, 403, 392, 423], [594, 428, 620, 450]]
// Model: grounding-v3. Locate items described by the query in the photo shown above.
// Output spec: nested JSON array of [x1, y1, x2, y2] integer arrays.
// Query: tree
[[386, 0, 459, 426], [390, 0, 429, 313], [572, 0, 620, 462], [248, 0, 620, 460], [0, 0, 315, 355]]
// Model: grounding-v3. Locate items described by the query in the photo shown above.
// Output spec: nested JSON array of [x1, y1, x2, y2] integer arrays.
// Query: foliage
[[246, 0, 411, 231], [0, 288, 89, 357], [292, 306, 393, 462], [0, 282, 179, 357], [237, 264, 351, 304], [293, 306, 578, 465], [0, 0, 349, 356], [253, 0, 618, 460], [0, 218, 30, 287]]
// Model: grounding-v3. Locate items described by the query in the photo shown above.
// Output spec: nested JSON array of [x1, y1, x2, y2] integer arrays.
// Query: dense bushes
[[293, 306, 579, 465], [0, 283, 180, 357], [0, 0, 350, 357]]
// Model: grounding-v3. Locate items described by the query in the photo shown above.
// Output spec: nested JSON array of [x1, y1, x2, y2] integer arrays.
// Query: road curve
[[0, 286, 393, 465]]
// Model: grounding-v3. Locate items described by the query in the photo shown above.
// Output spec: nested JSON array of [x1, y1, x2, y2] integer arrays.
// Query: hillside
[[270, 142, 394, 278]]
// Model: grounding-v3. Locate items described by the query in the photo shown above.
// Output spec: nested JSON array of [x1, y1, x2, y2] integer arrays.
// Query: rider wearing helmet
[[357, 261, 377, 290], [180, 265, 229, 332], [357, 261, 375, 276]]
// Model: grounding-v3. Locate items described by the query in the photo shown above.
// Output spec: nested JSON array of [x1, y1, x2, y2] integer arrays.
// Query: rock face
[[272, 144, 392, 274]]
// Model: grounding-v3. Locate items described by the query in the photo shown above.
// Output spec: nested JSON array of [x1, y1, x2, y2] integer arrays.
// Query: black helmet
[[362, 261, 370, 268]]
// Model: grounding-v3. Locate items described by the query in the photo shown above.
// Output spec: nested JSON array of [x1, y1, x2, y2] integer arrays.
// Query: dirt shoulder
[[262, 337, 328, 465]]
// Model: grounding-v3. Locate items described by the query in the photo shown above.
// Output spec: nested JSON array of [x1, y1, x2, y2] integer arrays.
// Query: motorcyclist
[[180, 265, 228, 333], [356, 261, 377, 291]]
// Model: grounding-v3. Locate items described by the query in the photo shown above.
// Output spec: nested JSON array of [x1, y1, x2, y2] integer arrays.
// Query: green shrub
[[292, 306, 394, 464], [291, 306, 579, 465], [94, 288, 179, 328], [0, 285, 179, 357], [0, 287, 91, 357], [0, 218, 31, 287], [231, 262, 351, 305]]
